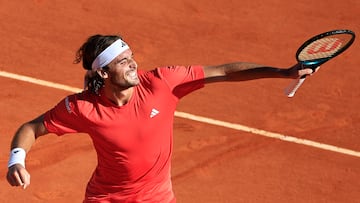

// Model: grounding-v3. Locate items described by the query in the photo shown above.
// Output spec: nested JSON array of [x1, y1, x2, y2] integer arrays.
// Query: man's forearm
[[224, 63, 290, 81], [10, 124, 37, 152]]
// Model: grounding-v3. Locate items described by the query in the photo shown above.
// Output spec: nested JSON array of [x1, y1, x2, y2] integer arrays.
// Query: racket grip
[[285, 76, 306, 97]]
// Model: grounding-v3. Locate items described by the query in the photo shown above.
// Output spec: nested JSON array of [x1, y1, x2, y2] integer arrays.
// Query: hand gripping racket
[[285, 29, 356, 97]]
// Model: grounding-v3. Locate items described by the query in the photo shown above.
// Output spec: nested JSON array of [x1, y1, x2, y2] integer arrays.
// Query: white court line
[[175, 112, 360, 158], [0, 71, 82, 93], [1, 70, 359, 158]]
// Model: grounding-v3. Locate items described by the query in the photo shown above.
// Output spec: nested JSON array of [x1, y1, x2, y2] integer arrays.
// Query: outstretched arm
[[203, 62, 314, 83], [7, 114, 48, 189]]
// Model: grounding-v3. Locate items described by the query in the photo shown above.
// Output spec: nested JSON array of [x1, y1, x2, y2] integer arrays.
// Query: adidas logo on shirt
[[150, 108, 159, 118]]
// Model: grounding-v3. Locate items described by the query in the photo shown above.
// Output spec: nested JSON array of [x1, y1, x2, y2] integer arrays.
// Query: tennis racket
[[285, 29, 356, 97]]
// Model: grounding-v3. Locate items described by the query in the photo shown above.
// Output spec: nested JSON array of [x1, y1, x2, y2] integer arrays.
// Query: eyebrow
[[118, 57, 128, 62], [116, 53, 134, 63]]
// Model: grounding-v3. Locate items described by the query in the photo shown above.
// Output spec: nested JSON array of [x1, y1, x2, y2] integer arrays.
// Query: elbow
[[20, 120, 47, 140]]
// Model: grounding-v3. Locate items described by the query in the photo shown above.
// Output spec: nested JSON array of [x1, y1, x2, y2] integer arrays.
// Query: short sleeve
[[43, 94, 84, 135], [157, 65, 205, 98]]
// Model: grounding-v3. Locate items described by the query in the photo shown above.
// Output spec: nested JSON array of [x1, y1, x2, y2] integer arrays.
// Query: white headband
[[91, 39, 130, 71]]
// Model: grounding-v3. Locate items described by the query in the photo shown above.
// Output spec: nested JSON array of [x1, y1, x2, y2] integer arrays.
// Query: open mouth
[[127, 70, 138, 80]]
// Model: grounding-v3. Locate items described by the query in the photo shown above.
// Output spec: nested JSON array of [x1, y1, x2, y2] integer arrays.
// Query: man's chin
[[128, 79, 140, 87]]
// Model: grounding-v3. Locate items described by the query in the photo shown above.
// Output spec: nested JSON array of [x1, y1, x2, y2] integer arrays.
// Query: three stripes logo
[[150, 108, 159, 118]]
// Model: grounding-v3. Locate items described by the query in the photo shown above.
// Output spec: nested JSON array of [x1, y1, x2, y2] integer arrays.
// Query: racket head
[[296, 29, 355, 67]]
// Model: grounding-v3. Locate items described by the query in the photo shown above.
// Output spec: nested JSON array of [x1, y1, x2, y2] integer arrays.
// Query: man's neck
[[104, 86, 134, 106]]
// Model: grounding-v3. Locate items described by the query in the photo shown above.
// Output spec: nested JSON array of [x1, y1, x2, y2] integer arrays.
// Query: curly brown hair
[[74, 34, 123, 94]]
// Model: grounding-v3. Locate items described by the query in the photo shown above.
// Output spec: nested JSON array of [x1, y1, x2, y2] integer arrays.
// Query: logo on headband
[[121, 41, 127, 47]]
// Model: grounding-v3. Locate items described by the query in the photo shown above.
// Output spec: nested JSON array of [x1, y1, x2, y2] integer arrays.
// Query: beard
[[109, 70, 140, 89]]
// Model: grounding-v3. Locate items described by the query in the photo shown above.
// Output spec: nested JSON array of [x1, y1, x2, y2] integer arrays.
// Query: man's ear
[[96, 69, 108, 79]]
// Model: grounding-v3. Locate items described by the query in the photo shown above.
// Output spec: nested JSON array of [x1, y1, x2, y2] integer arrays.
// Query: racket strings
[[298, 34, 353, 61]]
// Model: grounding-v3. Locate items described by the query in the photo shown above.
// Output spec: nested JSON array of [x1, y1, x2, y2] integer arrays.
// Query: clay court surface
[[0, 0, 359, 202]]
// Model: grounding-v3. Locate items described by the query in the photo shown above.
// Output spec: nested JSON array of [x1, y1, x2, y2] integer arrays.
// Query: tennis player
[[7, 34, 314, 202]]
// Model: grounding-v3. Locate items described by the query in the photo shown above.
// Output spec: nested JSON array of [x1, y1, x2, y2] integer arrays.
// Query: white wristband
[[8, 148, 26, 168]]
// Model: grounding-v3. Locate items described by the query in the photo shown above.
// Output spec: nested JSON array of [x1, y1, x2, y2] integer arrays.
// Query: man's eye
[[118, 60, 127, 65]]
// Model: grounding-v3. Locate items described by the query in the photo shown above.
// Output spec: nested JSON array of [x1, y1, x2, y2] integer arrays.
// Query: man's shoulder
[[138, 66, 183, 80], [64, 90, 98, 107]]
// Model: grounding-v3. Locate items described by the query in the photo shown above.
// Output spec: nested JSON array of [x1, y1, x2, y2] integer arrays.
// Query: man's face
[[105, 49, 140, 88]]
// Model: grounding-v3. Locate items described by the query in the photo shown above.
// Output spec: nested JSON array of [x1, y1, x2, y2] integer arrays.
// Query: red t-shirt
[[43, 66, 205, 202]]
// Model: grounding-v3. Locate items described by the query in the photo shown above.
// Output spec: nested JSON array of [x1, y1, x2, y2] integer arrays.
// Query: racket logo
[[306, 38, 342, 55]]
